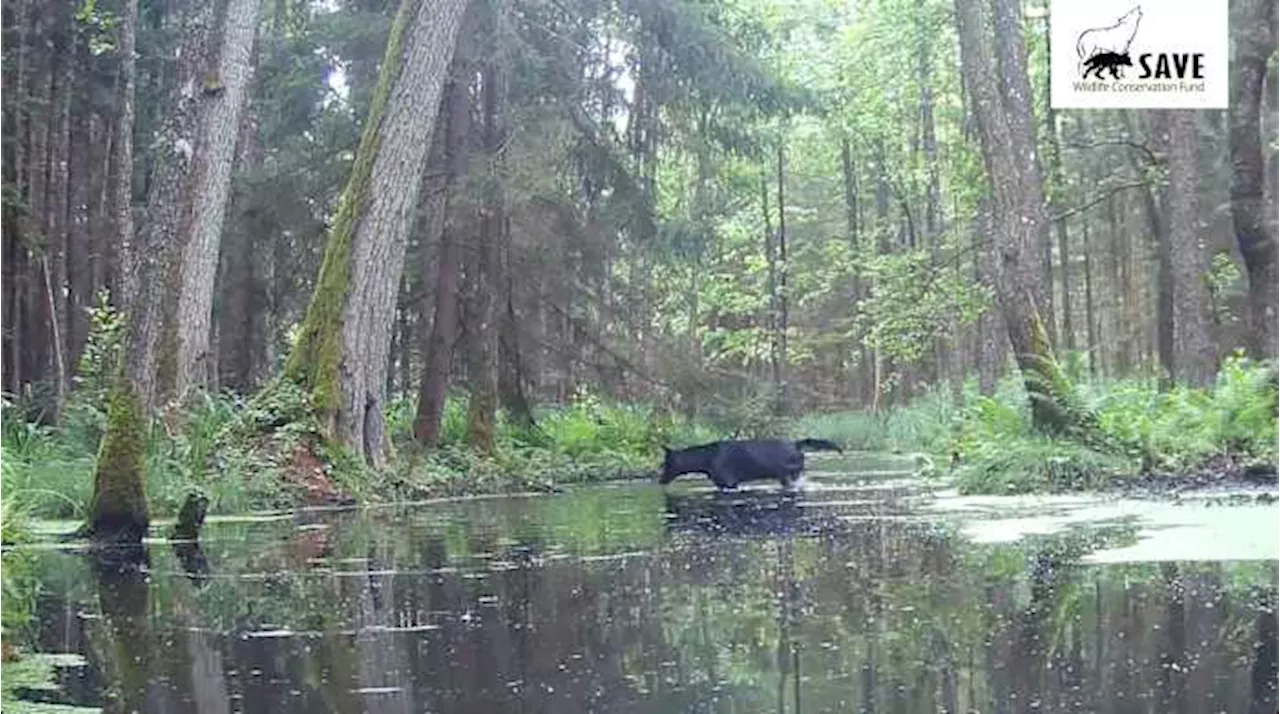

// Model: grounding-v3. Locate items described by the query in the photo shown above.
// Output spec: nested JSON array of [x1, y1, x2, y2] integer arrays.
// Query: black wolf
[[658, 438, 843, 491], [1082, 51, 1132, 80]]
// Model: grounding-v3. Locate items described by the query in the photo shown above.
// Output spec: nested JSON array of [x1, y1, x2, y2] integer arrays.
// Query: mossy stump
[[87, 386, 151, 544], [170, 492, 209, 541]]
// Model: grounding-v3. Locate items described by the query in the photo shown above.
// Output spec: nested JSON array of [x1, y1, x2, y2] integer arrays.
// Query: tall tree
[[1042, 20, 1072, 353], [956, 0, 1075, 432], [463, 46, 504, 454], [993, 0, 1054, 349], [1228, 0, 1278, 358], [169, 0, 265, 396], [774, 141, 789, 415], [112, 0, 140, 309], [138, 0, 221, 406], [1162, 110, 1218, 385], [284, 0, 469, 465], [413, 66, 469, 447], [84, 0, 150, 544]]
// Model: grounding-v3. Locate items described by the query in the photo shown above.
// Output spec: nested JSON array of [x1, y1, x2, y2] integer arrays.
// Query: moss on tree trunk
[[956, 0, 1095, 439], [282, 0, 469, 465], [282, 0, 413, 422], [86, 385, 150, 543]]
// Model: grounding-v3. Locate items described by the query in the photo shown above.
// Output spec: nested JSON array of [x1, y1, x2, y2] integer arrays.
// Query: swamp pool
[[7, 453, 1279, 713]]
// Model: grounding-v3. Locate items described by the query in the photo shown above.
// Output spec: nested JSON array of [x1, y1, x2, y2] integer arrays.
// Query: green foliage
[[860, 249, 990, 364], [1, 653, 100, 713], [949, 393, 1125, 493], [73, 291, 125, 402], [380, 391, 720, 497], [76, 0, 119, 56], [790, 385, 961, 452], [946, 356, 1279, 493], [1, 501, 40, 639]]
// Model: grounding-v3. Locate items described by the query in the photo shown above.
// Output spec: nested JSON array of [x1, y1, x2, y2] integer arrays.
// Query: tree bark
[[1134, 111, 1176, 386], [974, 198, 1003, 395], [285, 0, 470, 466], [414, 68, 468, 447], [839, 136, 872, 405], [1043, 19, 1072, 354], [993, 0, 1054, 350], [463, 53, 504, 455], [26, 13, 52, 390], [46, 14, 74, 413], [85, 0, 151, 544], [142, 0, 218, 407], [68, 101, 95, 369], [112, 0, 139, 310], [1083, 219, 1098, 377], [171, 0, 264, 397], [956, 0, 1072, 432], [1162, 110, 1218, 385], [1228, 0, 1278, 358], [775, 142, 789, 415], [763, 168, 779, 401]]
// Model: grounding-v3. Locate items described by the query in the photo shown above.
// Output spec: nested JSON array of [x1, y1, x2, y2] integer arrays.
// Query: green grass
[[816, 353, 1279, 495], [789, 385, 962, 453], [373, 392, 722, 500], [0, 386, 726, 522]]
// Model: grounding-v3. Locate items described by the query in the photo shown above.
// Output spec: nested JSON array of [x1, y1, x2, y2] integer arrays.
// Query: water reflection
[[18, 475, 1280, 713]]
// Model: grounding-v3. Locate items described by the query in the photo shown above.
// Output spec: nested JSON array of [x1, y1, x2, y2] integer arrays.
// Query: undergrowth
[[1, 384, 721, 522], [793, 353, 1278, 494]]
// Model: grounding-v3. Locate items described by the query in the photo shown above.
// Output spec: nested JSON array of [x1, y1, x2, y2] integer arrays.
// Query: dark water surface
[[18, 454, 1280, 713]]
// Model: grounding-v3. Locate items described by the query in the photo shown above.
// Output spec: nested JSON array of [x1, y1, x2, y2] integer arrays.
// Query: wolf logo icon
[[1076, 6, 1142, 79]]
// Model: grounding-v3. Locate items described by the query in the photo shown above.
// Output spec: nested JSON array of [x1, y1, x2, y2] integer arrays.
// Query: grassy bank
[[1, 388, 722, 525], [793, 354, 1279, 494]]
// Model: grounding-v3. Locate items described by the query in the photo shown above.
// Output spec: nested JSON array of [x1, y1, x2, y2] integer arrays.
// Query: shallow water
[[11, 453, 1280, 713]]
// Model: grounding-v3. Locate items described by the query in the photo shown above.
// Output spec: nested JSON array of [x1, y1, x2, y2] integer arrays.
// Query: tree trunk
[[839, 136, 871, 405], [2, 0, 29, 395], [763, 168, 779, 402], [463, 54, 504, 455], [1043, 19, 1072, 354], [68, 104, 95, 368], [1134, 111, 1176, 386], [284, 0, 470, 466], [26, 14, 51, 391], [112, 0, 139, 309], [1162, 110, 1218, 386], [1107, 194, 1131, 374], [974, 199, 1003, 395], [1083, 219, 1098, 377], [84, 0, 150, 544], [993, 0, 1054, 350], [46, 15, 74, 413], [918, 10, 952, 397], [497, 228, 536, 430], [170, 0, 264, 397], [775, 142, 789, 416], [414, 69, 468, 447], [956, 0, 1074, 433], [1228, 0, 1278, 358], [142, 0, 218, 407]]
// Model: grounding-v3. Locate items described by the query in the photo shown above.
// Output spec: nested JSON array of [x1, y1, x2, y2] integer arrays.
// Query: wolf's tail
[[794, 438, 843, 453]]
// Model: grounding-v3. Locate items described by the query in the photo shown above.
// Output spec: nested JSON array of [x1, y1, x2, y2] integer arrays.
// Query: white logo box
[[1050, 0, 1228, 109]]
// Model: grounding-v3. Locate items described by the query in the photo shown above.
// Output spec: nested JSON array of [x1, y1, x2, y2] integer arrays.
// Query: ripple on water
[[10, 465, 1279, 713]]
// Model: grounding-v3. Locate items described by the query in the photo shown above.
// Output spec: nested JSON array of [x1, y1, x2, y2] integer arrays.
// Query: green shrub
[[947, 355, 1279, 493]]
